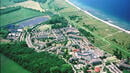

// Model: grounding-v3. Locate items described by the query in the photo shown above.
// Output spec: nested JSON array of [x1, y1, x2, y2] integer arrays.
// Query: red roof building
[[73, 49, 80, 52], [87, 70, 92, 72], [94, 67, 100, 72]]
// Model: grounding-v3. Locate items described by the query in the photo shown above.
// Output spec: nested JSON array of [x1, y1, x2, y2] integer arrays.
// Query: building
[[89, 58, 102, 66]]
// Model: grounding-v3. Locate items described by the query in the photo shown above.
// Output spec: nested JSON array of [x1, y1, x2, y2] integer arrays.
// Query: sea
[[69, 0, 130, 30]]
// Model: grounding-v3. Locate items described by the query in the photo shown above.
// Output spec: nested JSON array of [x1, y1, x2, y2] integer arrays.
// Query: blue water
[[69, 0, 130, 30]]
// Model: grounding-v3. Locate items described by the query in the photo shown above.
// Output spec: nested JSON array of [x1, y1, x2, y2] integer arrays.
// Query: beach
[[65, 0, 130, 34]]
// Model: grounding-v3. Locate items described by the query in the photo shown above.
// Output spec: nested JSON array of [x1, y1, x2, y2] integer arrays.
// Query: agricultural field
[[0, 0, 15, 7], [0, 54, 31, 73], [0, 7, 44, 26], [13, 1, 45, 12], [0, 0, 28, 7]]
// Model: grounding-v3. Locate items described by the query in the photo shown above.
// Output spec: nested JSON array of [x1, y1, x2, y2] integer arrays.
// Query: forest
[[0, 42, 73, 73], [45, 15, 68, 29]]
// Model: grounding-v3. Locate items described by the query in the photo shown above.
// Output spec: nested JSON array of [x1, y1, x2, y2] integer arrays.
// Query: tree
[[60, 64, 73, 73], [113, 49, 122, 59], [112, 38, 118, 43], [50, 66, 60, 73], [83, 65, 89, 73], [46, 15, 68, 29]]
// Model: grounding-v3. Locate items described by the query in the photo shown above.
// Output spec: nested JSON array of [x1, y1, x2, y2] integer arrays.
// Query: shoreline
[[65, 0, 130, 34]]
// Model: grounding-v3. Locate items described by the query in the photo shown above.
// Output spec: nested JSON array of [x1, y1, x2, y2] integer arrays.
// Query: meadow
[[0, 54, 31, 73], [0, 0, 15, 7]]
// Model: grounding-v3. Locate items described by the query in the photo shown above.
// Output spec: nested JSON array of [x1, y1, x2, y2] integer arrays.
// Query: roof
[[89, 58, 102, 64], [17, 29, 23, 32], [87, 70, 92, 72], [94, 67, 100, 72], [73, 49, 80, 52]]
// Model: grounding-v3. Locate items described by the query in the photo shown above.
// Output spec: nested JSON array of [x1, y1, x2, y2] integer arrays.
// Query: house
[[73, 49, 80, 52], [94, 67, 101, 72], [17, 29, 23, 32], [119, 59, 130, 70], [89, 58, 102, 66]]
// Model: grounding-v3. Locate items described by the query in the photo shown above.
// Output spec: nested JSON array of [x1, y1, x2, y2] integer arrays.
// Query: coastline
[[65, 0, 130, 34]]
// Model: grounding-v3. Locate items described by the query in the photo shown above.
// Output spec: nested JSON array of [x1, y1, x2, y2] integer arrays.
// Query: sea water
[[69, 0, 130, 30]]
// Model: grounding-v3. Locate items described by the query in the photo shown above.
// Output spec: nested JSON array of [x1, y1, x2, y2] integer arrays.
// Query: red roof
[[90, 46, 94, 48], [87, 70, 92, 72], [73, 49, 80, 52], [94, 67, 100, 72]]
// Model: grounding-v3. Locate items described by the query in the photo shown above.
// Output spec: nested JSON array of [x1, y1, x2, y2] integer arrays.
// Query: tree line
[[78, 28, 95, 43], [33, 0, 47, 3], [0, 6, 21, 15]]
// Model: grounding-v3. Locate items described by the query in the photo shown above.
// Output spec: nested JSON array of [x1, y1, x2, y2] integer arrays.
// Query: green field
[[0, 54, 31, 73], [0, 0, 15, 7], [0, 7, 44, 26]]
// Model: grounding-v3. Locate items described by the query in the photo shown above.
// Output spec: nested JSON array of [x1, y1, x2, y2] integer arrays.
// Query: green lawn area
[[0, 7, 44, 26], [0, 54, 31, 73]]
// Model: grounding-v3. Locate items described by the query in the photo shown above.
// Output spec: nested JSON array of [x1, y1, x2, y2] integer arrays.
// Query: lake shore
[[65, 0, 130, 34]]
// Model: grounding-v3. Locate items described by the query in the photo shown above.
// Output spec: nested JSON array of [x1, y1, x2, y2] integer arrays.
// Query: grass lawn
[[0, 8, 44, 26], [0, 54, 31, 73]]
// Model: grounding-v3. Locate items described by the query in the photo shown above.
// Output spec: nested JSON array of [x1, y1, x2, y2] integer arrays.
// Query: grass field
[[0, 54, 31, 73], [0, 7, 44, 26], [14, 1, 45, 12], [37, 24, 51, 31], [40, 0, 130, 58], [0, 0, 15, 7]]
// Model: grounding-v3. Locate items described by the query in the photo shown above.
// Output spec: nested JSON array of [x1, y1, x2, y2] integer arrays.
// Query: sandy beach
[[65, 0, 130, 34]]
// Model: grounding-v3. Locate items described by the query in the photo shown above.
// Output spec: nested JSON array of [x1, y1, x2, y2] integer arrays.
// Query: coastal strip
[[65, 0, 130, 34]]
